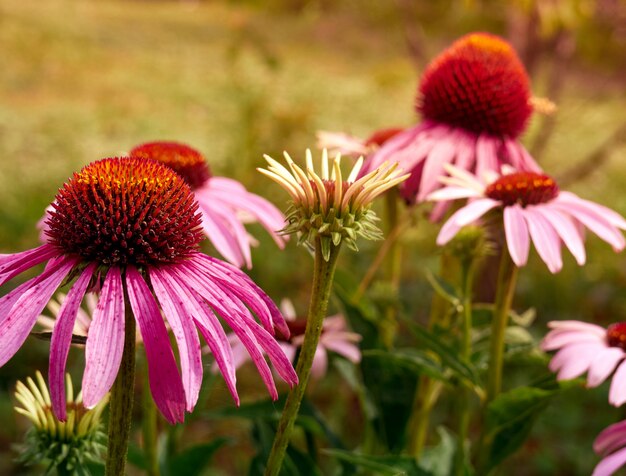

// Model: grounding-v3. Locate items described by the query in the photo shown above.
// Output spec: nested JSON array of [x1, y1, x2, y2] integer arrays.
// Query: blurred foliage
[[1, 0, 626, 474]]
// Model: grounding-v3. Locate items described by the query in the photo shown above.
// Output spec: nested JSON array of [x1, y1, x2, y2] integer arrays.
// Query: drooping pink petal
[[310, 347, 328, 379], [452, 133, 476, 172], [547, 320, 606, 336], [82, 267, 125, 409], [436, 199, 499, 245], [0, 256, 75, 367], [504, 205, 530, 267], [417, 138, 457, 202], [126, 266, 185, 424], [609, 361, 626, 407], [0, 244, 58, 287], [49, 263, 97, 421], [427, 186, 481, 201], [534, 206, 586, 265], [587, 347, 625, 388], [523, 207, 563, 273], [504, 139, 542, 172], [541, 329, 604, 351], [594, 420, 626, 456], [361, 124, 429, 174], [150, 267, 227, 409], [558, 192, 626, 229], [549, 341, 601, 376], [475, 134, 500, 177], [322, 336, 362, 363], [592, 446, 626, 476]]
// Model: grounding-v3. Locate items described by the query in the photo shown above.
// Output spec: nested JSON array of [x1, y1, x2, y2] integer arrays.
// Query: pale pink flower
[[541, 320, 626, 406], [129, 141, 288, 269], [1, 157, 297, 424], [593, 419, 626, 476], [227, 299, 361, 379], [428, 165, 626, 273], [360, 33, 541, 219]]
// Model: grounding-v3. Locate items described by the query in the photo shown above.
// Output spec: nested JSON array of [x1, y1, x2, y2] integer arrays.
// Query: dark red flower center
[[607, 323, 626, 351], [418, 32, 532, 138], [485, 172, 559, 207], [46, 157, 203, 266], [365, 127, 405, 147], [130, 141, 211, 190]]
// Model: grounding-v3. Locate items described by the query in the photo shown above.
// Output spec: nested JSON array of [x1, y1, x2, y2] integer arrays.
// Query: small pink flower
[[1, 157, 297, 424], [129, 141, 287, 269], [360, 33, 541, 219], [227, 299, 361, 379], [428, 165, 626, 273], [542, 320, 626, 406], [592, 419, 626, 476]]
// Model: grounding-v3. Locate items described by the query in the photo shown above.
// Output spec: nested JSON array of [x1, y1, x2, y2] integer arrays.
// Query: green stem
[[143, 357, 159, 476], [485, 251, 518, 402], [382, 192, 402, 349], [106, 296, 137, 476], [455, 260, 475, 476], [264, 238, 341, 476]]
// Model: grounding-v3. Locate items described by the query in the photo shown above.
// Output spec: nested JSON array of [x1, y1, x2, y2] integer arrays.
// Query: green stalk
[[455, 260, 476, 476], [485, 251, 518, 402], [142, 357, 159, 476], [381, 191, 402, 349], [106, 296, 137, 476], [264, 238, 341, 476]]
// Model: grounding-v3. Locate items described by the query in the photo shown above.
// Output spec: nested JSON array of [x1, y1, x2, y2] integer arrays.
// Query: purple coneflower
[[428, 165, 626, 273], [593, 419, 626, 476], [361, 32, 545, 217], [228, 299, 361, 379], [542, 320, 626, 406], [0, 157, 297, 424], [316, 127, 405, 159], [128, 141, 287, 268]]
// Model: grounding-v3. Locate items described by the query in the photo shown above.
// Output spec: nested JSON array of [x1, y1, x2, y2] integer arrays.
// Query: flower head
[[227, 299, 361, 379], [128, 141, 287, 268], [1, 157, 297, 424], [542, 320, 626, 407], [361, 32, 542, 216], [258, 149, 409, 260], [428, 165, 626, 273], [14, 371, 107, 472], [592, 419, 626, 476]]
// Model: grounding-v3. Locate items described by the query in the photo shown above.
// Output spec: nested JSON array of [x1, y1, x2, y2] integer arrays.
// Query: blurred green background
[[1, 0, 625, 474]]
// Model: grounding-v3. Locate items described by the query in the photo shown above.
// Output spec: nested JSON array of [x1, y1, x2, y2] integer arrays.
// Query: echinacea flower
[[428, 165, 626, 273], [361, 32, 543, 217], [128, 141, 288, 269], [14, 371, 108, 472], [542, 320, 626, 406], [258, 149, 409, 260], [1, 157, 297, 424], [592, 419, 626, 476], [316, 127, 405, 159], [227, 299, 361, 379]]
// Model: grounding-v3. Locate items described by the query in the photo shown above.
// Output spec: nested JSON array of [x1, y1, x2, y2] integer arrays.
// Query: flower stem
[[142, 356, 159, 476], [486, 251, 518, 402], [382, 191, 402, 348], [264, 238, 341, 476], [455, 260, 476, 476], [106, 296, 136, 476]]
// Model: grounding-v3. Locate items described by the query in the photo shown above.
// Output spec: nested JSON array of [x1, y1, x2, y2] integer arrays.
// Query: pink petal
[[310, 347, 328, 380], [49, 263, 97, 420], [361, 124, 428, 174], [436, 199, 499, 245], [547, 320, 606, 336], [559, 192, 626, 229], [322, 337, 361, 363], [427, 186, 480, 201], [595, 420, 626, 456], [534, 206, 586, 265], [523, 207, 563, 273], [126, 267, 185, 424], [0, 244, 58, 287], [82, 267, 125, 409], [417, 138, 457, 202], [475, 134, 500, 177], [588, 348, 625, 388], [592, 446, 626, 476], [150, 267, 228, 408], [505, 140, 542, 172], [541, 329, 603, 351], [452, 133, 476, 172], [504, 205, 530, 267], [609, 361, 626, 407], [0, 257, 75, 367], [549, 341, 602, 376]]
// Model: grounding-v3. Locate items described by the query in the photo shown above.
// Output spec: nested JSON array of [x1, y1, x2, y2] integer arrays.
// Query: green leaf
[[324, 449, 432, 476], [404, 321, 481, 390], [363, 348, 447, 383], [167, 438, 229, 476], [419, 427, 456, 476], [424, 270, 461, 307]]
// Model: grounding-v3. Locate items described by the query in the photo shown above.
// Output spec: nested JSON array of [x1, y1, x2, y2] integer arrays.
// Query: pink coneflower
[[428, 165, 626, 273], [128, 141, 287, 269], [592, 419, 626, 476], [0, 157, 297, 424], [227, 299, 361, 379], [361, 33, 543, 217], [316, 127, 405, 159], [541, 321, 626, 406]]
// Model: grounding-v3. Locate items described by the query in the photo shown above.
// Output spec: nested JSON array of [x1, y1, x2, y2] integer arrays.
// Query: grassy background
[[1, 0, 625, 474]]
